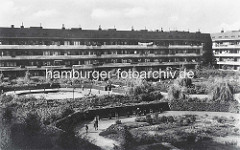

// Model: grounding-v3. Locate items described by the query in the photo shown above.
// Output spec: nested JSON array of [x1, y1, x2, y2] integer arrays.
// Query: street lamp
[[71, 79, 75, 100]]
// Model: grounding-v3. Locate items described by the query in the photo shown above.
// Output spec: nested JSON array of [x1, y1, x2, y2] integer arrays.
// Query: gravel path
[[76, 117, 136, 150], [76, 111, 240, 150]]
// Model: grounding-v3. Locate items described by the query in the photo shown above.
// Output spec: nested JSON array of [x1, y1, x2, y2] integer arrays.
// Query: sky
[[0, 0, 240, 33]]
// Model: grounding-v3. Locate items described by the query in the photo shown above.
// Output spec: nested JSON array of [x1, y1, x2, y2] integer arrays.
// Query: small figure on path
[[94, 117, 99, 130], [85, 124, 89, 133]]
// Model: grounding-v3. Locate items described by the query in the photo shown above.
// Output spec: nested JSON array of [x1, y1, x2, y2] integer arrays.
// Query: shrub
[[146, 114, 153, 124], [0, 94, 14, 103], [233, 128, 239, 133], [174, 78, 192, 87], [116, 120, 122, 124], [61, 107, 74, 118], [180, 118, 191, 126], [159, 116, 168, 123], [3, 107, 13, 122], [149, 91, 163, 101], [15, 95, 37, 104], [217, 117, 227, 123], [167, 116, 174, 123], [184, 114, 197, 123], [24, 112, 41, 134], [135, 116, 146, 122], [168, 85, 186, 101], [210, 81, 234, 102], [43, 114, 58, 125], [153, 113, 159, 120]]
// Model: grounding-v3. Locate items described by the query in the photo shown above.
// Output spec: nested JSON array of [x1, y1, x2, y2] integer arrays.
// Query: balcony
[[214, 53, 240, 57], [0, 44, 203, 50], [213, 45, 240, 49], [169, 45, 202, 49], [0, 61, 200, 71], [0, 53, 201, 61], [216, 61, 240, 66]]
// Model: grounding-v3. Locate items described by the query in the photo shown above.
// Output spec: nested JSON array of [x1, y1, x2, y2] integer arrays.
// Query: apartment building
[[211, 30, 240, 71], [0, 25, 212, 78]]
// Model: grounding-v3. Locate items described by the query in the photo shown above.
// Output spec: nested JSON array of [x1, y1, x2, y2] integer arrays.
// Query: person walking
[[85, 124, 89, 133], [95, 118, 98, 130]]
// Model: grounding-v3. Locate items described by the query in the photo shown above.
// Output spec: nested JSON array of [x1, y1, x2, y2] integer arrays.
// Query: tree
[[0, 72, 4, 85], [210, 81, 234, 102], [168, 85, 186, 101], [174, 77, 192, 87], [24, 70, 31, 84]]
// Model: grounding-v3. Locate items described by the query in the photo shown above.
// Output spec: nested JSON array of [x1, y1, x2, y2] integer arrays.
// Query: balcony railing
[[216, 61, 240, 65], [0, 44, 203, 50], [0, 53, 201, 60], [0, 61, 200, 71], [214, 53, 240, 57], [213, 45, 240, 49]]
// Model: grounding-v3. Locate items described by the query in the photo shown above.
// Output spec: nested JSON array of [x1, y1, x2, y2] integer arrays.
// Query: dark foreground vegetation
[[100, 113, 240, 150], [0, 106, 102, 150]]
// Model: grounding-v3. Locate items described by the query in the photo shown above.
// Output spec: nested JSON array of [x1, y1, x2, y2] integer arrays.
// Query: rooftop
[[0, 25, 211, 41]]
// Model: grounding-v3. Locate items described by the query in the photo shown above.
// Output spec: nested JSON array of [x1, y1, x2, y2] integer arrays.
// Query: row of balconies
[[0, 53, 201, 60], [214, 53, 240, 57], [0, 62, 200, 71], [0, 44, 203, 50], [216, 61, 240, 65], [213, 45, 240, 49]]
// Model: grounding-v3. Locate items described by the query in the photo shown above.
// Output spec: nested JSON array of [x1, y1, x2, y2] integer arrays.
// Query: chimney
[[62, 24, 65, 30], [40, 23, 43, 29], [21, 22, 24, 28]]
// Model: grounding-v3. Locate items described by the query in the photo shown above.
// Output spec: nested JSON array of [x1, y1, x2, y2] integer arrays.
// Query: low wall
[[56, 102, 170, 130], [1, 83, 122, 94], [170, 101, 239, 113]]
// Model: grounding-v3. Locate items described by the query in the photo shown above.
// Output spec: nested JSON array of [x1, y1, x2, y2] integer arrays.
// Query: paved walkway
[[5, 88, 119, 99], [76, 111, 240, 150], [76, 117, 136, 150]]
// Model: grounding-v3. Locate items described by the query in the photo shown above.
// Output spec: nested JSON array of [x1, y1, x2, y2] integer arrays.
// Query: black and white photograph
[[0, 0, 240, 149]]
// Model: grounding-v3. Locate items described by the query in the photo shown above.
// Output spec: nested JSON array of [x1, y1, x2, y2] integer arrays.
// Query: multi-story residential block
[[211, 30, 240, 71], [0, 25, 212, 78]]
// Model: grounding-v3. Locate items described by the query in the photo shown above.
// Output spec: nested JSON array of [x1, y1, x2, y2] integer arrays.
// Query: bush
[[167, 116, 174, 123], [15, 95, 37, 104], [0, 94, 14, 103], [24, 112, 41, 135], [43, 114, 58, 125], [174, 78, 192, 87], [116, 119, 122, 124], [146, 114, 153, 124], [217, 117, 227, 123], [153, 113, 159, 120], [135, 116, 146, 122], [168, 85, 186, 101], [180, 118, 191, 126], [61, 107, 74, 118], [170, 101, 235, 112], [3, 107, 13, 122], [158, 116, 168, 123], [210, 81, 234, 102]]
